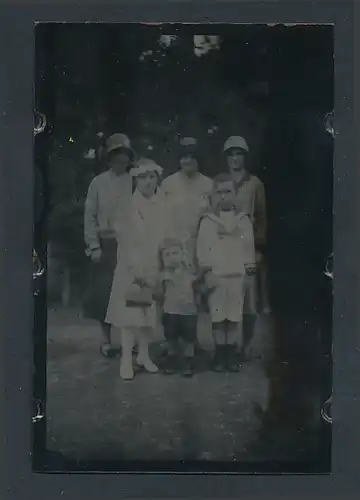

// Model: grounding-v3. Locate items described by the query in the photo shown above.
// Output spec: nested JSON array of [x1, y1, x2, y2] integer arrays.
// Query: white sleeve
[[196, 217, 217, 270], [84, 178, 100, 251], [157, 182, 175, 239], [127, 223, 143, 277], [241, 215, 256, 264]]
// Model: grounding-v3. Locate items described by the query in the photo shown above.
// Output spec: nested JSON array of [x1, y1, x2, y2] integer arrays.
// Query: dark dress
[[83, 238, 118, 323]]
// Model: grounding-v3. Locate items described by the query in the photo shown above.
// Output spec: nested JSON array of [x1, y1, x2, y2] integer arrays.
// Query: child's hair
[[160, 237, 183, 253], [212, 173, 236, 190], [159, 237, 195, 272]]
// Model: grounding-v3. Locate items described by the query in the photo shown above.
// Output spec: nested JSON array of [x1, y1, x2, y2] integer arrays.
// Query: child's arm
[[152, 274, 165, 301]]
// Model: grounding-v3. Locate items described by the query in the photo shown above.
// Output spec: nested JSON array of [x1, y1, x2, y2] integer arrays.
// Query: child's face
[[212, 181, 236, 211], [136, 171, 158, 198], [162, 245, 183, 268]]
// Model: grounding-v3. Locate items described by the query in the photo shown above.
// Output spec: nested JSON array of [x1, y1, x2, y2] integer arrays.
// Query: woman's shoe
[[100, 343, 117, 359], [181, 357, 194, 378]]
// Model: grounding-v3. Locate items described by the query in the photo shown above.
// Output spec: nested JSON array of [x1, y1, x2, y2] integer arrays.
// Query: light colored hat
[[129, 157, 163, 177], [106, 133, 134, 156], [223, 136, 249, 153]]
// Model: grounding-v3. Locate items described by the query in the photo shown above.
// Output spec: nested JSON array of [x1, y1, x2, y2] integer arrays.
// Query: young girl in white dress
[[106, 158, 165, 380]]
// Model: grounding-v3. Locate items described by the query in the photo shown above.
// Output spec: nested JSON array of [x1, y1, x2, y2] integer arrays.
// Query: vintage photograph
[[34, 23, 334, 471]]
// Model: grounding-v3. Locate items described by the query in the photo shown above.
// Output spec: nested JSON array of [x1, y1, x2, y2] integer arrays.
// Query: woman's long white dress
[[105, 189, 164, 328]]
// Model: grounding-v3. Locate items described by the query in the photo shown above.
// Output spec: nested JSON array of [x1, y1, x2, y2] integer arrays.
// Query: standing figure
[[224, 136, 270, 358], [106, 158, 164, 381], [160, 136, 213, 351], [83, 133, 134, 358], [196, 174, 256, 372], [159, 238, 200, 377], [161, 137, 213, 268]]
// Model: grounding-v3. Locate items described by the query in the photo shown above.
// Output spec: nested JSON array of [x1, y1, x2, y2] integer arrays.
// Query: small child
[[159, 237, 199, 377], [196, 173, 256, 372]]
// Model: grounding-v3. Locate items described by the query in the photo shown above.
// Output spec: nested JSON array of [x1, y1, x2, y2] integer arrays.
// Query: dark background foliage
[[35, 23, 333, 315]]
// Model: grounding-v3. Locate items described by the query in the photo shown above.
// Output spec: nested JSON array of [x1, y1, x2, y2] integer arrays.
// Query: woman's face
[[227, 149, 246, 172], [136, 171, 159, 198], [180, 154, 199, 177], [109, 150, 132, 175]]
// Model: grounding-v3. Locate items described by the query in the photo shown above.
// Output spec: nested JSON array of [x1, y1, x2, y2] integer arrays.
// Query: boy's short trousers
[[162, 313, 197, 343], [208, 275, 246, 323]]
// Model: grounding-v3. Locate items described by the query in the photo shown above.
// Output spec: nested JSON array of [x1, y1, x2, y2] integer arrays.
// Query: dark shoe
[[163, 355, 178, 375], [194, 343, 206, 356], [158, 342, 169, 359], [226, 344, 242, 372], [238, 344, 250, 363], [100, 343, 117, 359], [181, 357, 194, 378], [213, 346, 226, 372]]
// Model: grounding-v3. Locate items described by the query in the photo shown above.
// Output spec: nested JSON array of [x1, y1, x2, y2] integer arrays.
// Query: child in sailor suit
[[196, 174, 256, 372]]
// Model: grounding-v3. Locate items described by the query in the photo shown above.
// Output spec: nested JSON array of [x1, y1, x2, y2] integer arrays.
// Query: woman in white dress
[[106, 158, 164, 380]]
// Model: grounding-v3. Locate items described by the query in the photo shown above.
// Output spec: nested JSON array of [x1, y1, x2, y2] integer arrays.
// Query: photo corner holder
[[34, 110, 47, 136]]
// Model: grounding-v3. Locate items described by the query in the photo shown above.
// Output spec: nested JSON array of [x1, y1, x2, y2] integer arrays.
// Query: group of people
[[84, 132, 270, 380]]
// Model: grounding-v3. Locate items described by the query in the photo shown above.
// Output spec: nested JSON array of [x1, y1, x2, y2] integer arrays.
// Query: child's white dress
[[196, 210, 255, 323], [106, 189, 164, 328]]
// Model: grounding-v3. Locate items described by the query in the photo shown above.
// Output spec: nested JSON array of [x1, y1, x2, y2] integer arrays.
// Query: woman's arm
[[242, 214, 256, 266], [84, 178, 100, 253], [254, 180, 267, 252]]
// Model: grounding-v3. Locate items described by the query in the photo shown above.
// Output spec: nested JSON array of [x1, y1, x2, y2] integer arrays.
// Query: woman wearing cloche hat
[[160, 137, 213, 354], [160, 136, 213, 267], [224, 135, 271, 359], [83, 133, 135, 358]]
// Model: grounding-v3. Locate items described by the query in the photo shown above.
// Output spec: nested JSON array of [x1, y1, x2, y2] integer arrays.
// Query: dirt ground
[[46, 306, 322, 467]]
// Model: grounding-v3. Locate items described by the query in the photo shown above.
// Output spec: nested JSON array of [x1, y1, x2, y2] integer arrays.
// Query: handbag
[[125, 283, 153, 307]]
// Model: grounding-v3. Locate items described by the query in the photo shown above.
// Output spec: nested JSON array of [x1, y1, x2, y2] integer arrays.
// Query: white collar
[[206, 210, 247, 226], [219, 210, 236, 218]]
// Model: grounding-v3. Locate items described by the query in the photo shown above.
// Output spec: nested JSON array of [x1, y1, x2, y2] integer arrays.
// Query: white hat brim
[[130, 164, 163, 177]]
